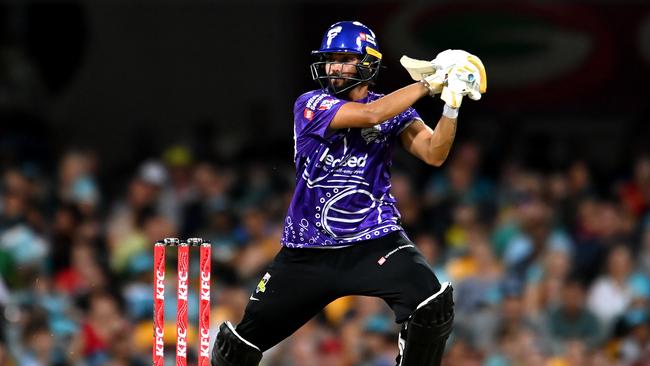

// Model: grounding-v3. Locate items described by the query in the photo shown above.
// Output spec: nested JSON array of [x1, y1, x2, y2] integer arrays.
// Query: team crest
[[256, 272, 271, 293]]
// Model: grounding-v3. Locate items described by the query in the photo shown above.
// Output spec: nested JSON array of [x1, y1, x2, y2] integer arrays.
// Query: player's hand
[[422, 72, 445, 96], [399, 57, 448, 97], [400, 50, 487, 104], [400, 55, 444, 96], [436, 50, 487, 108], [431, 50, 487, 90], [440, 61, 483, 108]]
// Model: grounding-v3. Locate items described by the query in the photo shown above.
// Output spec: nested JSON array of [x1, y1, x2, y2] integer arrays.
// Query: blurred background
[[1, 0, 650, 365]]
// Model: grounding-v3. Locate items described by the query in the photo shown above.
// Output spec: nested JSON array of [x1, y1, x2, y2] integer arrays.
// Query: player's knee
[[212, 322, 263, 366], [398, 282, 454, 366], [410, 282, 453, 336], [403, 267, 442, 316]]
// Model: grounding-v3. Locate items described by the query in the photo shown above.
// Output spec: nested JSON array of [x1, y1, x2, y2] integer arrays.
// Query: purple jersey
[[281, 90, 422, 248]]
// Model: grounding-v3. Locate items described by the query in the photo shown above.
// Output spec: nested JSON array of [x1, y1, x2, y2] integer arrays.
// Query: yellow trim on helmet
[[365, 46, 382, 60]]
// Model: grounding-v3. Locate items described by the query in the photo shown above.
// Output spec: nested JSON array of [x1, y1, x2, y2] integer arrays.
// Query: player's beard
[[327, 70, 360, 96]]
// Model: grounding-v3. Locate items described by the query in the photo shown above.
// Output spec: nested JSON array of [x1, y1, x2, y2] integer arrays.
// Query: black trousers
[[235, 231, 441, 352]]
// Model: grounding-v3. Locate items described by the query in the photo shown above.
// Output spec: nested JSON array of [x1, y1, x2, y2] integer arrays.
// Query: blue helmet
[[310, 21, 383, 95]]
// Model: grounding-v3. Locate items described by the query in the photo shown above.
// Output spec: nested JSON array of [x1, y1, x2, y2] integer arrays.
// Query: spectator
[[547, 277, 602, 350], [234, 207, 281, 282], [619, 309, 650, 365], [502, 200, 572, 278], [1, 134, 649, 365], [587, 245, 635, 331], [618, 156, 650, 218], [0, 331, 12, 366], [18, 318, 59, 366], [523, 245, 572, 316], [55, 243, 109, 297], [72, 291, 128, 366], [58, 150, 101, 217], [359, 314, 398, 366], [449, 227, 503, 315], [638, 226, 650, 275], [413, 231, 449, 283]]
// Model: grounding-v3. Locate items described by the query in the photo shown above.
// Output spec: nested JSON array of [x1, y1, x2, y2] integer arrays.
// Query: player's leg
[[212, 321, 263, 366], [396, 282, 453, 366], [211, 247, 338, 366], [342, 232, 454, 366]]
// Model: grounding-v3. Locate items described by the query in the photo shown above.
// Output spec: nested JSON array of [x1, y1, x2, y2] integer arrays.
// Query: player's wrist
[[442, 103, 459, 119], [419, 79, 436, 97]]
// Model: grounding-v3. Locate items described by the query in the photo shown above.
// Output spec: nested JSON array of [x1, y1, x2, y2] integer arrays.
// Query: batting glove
[[400, 55, 444, 95], [440, 61, 483, 108], [400, 49, 487, 102]]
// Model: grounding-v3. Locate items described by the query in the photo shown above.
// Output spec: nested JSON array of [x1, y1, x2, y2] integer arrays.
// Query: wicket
[[153, 237, 212, 366]]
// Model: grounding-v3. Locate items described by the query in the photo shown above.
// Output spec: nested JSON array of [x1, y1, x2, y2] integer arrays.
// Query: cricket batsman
[[212, 20, 486, 366]]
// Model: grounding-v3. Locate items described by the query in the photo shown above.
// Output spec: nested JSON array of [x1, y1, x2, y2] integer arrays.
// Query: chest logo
[[361, 125, 384, 144]]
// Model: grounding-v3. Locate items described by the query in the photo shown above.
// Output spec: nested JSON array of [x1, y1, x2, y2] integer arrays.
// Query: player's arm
[[400, 113, 457, 167], [329, 82, 429, 129]]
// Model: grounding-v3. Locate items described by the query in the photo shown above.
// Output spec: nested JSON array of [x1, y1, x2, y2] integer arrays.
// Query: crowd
[[0, 140, 649, 366]]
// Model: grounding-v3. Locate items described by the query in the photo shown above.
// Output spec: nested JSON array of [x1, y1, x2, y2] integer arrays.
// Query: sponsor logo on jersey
[[304, 94, 339, 119], [318, 99, 340, 110], [323, 152, 368, 168], [307, 93, 329, 110]]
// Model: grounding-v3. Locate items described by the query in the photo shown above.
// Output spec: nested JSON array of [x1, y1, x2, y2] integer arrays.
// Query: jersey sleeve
[[390, 106, 423, 138], [293, 92, 347, 154]]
